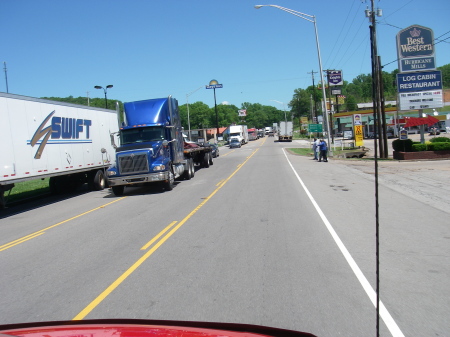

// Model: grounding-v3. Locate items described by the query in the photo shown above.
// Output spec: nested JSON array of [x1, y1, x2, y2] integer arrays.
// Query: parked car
[[429, 127, 440, 135], [229, 138, 241, 148]]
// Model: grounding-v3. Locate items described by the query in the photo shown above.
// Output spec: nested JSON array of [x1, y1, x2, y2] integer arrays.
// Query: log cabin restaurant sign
[[396, 25, 436, 72]]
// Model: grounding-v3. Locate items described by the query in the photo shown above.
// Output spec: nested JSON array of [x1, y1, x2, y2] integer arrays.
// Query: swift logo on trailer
[[29, 111, 93, 159]]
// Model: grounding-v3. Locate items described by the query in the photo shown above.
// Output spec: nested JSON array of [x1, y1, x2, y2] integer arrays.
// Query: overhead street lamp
[[270, 100, 287, 122], [94, 84, 113, 109], [255, 4, 332, 153]]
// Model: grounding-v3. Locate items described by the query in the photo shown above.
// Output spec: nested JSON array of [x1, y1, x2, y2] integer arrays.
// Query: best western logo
[[397, 25, 434, 58], [29, 111, 92, 159]]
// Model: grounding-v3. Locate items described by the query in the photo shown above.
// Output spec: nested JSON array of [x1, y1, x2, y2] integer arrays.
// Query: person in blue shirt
[[318, 139, 328, 162]]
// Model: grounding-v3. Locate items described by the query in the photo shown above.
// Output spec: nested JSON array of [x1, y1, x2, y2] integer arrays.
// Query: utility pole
[[324, 69, 335, 143], [3, 62, 9, 93], [307, 70, 318, 123]]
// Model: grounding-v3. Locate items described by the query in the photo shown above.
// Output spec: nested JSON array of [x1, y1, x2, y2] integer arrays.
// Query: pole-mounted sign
[[396, 25, 436, 72], [206, 79, 223, 89], [327, 70, 343, 86], [206, 79, 223, 137]]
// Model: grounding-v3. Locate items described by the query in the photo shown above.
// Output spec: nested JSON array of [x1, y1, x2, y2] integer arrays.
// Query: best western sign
[[396, 25, 436, 72]]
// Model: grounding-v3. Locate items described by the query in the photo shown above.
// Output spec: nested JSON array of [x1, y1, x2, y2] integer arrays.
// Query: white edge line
[[282, 148, 405, 337]]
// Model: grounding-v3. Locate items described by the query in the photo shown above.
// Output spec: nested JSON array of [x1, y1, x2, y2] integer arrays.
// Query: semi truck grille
[[118, 153, 149, 174]]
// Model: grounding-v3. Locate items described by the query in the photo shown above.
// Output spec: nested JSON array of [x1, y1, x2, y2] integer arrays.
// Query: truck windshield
[[230, 132, 240, 137], [120, 126, 165, 145]]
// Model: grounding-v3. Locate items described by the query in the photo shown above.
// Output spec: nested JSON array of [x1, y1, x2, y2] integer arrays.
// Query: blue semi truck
[[107, 96, 213, 195]]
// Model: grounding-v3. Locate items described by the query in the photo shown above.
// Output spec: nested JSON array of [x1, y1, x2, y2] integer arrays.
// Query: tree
[[289, 88, 312, 120], [438, 64, 450, 88]]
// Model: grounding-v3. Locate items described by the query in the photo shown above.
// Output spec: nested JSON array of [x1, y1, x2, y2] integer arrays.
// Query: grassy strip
[[287, 147, 362, 157], [287, 148, 312, 156], [6, 178, 50, 203]]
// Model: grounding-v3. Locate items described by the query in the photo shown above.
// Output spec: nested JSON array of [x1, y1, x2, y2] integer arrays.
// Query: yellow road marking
[[0, 197, 127, 252], [221, 149, 235, 157], [140, 221, 177, 250], [216, 179, 225, 187], [73, 148, 259, 320]]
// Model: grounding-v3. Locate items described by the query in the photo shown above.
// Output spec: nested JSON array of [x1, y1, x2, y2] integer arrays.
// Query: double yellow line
[[0, 198, 126, 252], [73, 148, 259, 320]]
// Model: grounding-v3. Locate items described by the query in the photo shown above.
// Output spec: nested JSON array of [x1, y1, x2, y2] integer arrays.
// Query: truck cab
[[107, 97, 186, 195]]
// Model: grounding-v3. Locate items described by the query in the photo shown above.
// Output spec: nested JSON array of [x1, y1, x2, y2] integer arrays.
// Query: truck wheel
[[93, 170, 106, 191], [112, 185, 124, 196], [202, 153, 210, 168], [49, 176, 63, 194], [208, 152, 214, 165], [190, 158, 195, 178], [0, 191, 5, 209], [183, 158, 193, 180], [163, 165, 175, 191]]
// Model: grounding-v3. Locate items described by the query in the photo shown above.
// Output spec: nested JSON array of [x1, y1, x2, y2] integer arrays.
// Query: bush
[[432, 142, 450, 151], [392, 139, 413, 152], [412, 144, 427, 152], [429, 137, 450, 143], [412, 142, 450, 152]]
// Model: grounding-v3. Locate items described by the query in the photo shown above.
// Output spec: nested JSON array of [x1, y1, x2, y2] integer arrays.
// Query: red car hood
[[0, 319, 317, 337]]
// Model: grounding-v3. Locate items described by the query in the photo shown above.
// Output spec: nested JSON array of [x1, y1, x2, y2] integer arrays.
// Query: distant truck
[[107, 96, 212, 196], [247, 128, 258, 141], [228, 125, 248, 145], [0, 92, 118, 208], [264, 127, 272, 135], [278, 121, 293, 142]]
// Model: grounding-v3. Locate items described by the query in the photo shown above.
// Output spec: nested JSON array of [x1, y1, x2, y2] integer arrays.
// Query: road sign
[[396, 70, 442, 93], [308, 124, 323, 133]]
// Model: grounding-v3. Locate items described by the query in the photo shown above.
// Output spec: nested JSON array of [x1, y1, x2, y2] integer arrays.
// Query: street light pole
[[94, 84, 113, 109], [186, 85, 204, 141], [255, 4, 332, 153], [271, 100, 287, 122]]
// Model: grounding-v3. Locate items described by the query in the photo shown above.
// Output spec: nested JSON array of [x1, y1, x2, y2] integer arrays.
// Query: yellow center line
[[0, 197, 127, 252], [221, 149, 235, 157], [140, 221, 178, 250], [73, 148, 260, 321]]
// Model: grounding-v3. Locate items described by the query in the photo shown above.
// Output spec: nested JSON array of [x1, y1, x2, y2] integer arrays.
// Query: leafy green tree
[[438, 64, 450, 88], [289, 88, 312, 120], [345, 95, 358, 111]]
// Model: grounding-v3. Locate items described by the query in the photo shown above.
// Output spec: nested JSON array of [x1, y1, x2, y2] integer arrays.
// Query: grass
[[5, 178, 50, 203], [287, 147, 363, 157]]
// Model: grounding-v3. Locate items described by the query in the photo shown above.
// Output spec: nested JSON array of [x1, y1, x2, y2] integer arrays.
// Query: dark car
[[429, 127, 440, 135], [210, 143, 220, 157], [229, 138, 241, 148]]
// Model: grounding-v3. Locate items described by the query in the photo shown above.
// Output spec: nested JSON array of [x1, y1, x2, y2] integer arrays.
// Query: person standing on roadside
[[312, 138, 319, 160], [318, 138, 328, 162]]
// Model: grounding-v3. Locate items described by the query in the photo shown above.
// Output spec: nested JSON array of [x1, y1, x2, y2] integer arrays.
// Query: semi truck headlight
[[107, 170, 117, 176], [153, 165, 166, 171]]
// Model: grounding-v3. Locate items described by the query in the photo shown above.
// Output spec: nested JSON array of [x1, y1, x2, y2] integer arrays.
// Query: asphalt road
[[0, 137, 448, 337]]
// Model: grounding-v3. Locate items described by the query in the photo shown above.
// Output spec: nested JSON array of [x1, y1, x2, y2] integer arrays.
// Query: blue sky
[[2, 0, 449, 109]]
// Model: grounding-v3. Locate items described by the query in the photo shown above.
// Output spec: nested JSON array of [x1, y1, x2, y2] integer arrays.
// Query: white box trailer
[[0, 92, 118, 208], [278, 121, 293, 142]]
